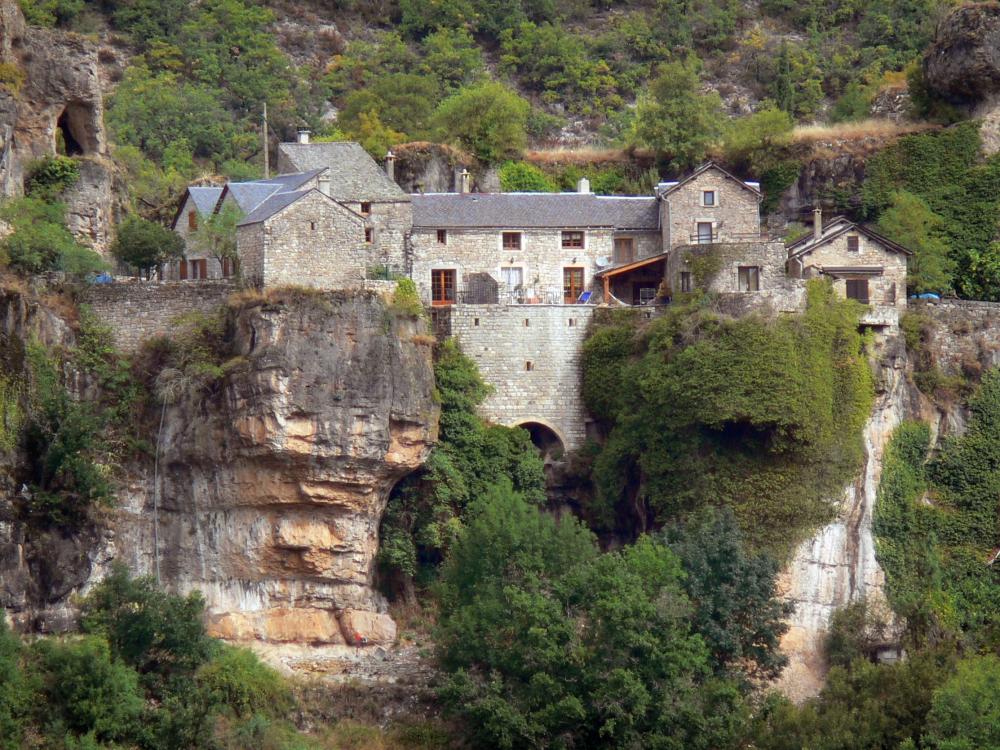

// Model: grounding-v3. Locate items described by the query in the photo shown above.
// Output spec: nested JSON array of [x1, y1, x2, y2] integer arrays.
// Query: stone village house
[[169, 142, 912, 451]]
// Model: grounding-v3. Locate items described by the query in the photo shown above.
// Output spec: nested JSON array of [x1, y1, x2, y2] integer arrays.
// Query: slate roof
[[655, 162, 762, 198], [787, 217, 913, 258], [188, 186, 224, 215], [225, 182, 285, 214], [277, 142, 408, 201], [411, 193, 660, 230], [238, 189, 312, 226]]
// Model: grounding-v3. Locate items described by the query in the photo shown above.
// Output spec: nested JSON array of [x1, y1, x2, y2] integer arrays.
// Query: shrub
[[196, 646, 292, 719], [25, 155, 80, 200], [390, 277, 424, 318], [432, 82, 530, 164], [0, 198, 104, 277], [0, 63, 25, 95], [0, 618, 27, 750], [498, 161, 558, 192], [111, 215, 185, 273], [924, 655, 1000, 750]]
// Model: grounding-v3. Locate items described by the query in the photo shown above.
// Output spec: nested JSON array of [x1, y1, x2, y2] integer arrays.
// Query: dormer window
[[702, 190, 716, 207], [361, 202, 372, 216]]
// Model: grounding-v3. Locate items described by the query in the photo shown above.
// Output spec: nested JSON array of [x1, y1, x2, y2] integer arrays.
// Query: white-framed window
[[702, 189, 717, 207], [696, 221, 714, 244]]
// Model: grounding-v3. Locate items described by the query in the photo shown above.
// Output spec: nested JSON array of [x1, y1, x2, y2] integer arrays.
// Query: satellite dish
[[596, 256, 610, 268]]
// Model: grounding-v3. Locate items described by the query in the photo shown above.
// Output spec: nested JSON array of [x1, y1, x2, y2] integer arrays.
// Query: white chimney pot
[[577, 177, 590, 194]]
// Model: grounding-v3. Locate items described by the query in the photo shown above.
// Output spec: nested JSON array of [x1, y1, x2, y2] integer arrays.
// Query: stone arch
[[55, 101, 98, 155], [512, 418, 566, 460]]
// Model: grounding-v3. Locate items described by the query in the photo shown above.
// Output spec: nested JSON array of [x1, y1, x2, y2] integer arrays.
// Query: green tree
[[433, 82, 530, 164], [663, 507, 791, 682], [339, 73, 441, 140], [196, 645, 292, 719], [25, 155, 80, 200], [188, 203, 241, 273], [422, 27, 485, 91], [877, 191, 954, 294], [630, 58, 725, 171], [924, 655, 1000, 750], [722, 103, 793, 172], [437, 483, 745, 749], [498, 161, 558, 192], [111, 215, 185, 274], [764, 42, 823, 118], [30, 636, 144, 743], [0, 197, 104, 276], [0, 619, 26, 750]]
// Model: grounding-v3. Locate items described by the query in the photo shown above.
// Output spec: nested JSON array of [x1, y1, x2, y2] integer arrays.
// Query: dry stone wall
[[450, 304, 595, 450], [910, 298, 1000, 375], [81, 280, 235, 353]]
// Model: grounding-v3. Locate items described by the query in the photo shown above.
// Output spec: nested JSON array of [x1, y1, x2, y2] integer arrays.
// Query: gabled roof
[[787, 217, 913, 259], [656, 162, 762, 199], [237, 188, 367, 227], [411, 193, 660, 230], [188, 186, 224, 215], [277, 142, 408, 202], [171, 186, 224, 229], [222, 181, 284, 214]]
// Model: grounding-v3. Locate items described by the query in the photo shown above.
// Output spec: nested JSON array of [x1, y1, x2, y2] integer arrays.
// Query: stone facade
[[449, 304, 596, 451], [660, 167, 762, 249], [909, 298, 1000, 376], [341, 199, 411, 276], [793, 230, 908, 310], [238, 191, 369, 289], [411, 227, 611, 305], [81, 280, 235, 353], [667, 241, 798, 305]]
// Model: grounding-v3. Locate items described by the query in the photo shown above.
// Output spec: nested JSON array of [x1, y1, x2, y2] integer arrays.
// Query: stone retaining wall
[[449, 303, 596, 451], [910, 298, 1000, 376], [81, 279, 235, 353]]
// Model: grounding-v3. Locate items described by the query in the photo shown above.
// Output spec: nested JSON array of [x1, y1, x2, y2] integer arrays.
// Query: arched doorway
[[516, 420, 566, 461]]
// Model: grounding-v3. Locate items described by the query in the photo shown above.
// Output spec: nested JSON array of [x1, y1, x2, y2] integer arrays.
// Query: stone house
[[410, 182, 662, 306], [276, 135, 411, 276], [657, 162, 763, 248], [787, 212, 911, 324]]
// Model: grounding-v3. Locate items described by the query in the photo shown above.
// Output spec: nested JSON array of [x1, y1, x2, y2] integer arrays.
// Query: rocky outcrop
[[110, 291, 438, 647], [0, 0, 124, 251], [392, 141, 499, 193], [924, 3, 1000, 103]]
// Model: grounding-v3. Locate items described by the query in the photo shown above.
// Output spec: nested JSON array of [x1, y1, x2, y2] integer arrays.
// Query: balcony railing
[[686, 231, 769, 244]]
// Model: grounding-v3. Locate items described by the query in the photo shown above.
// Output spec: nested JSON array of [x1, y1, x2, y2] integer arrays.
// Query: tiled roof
[[277, 142, 408, 201], [188, 186, 224, 215], [238, 189, 312, 226], [411, 193, 660, 230]]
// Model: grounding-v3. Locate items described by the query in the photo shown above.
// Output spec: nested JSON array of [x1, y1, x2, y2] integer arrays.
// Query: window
[[525, 361, 534, 371], [188, 211, 197, 230], [568, 318, 576, 327], [614, 237, 634, 264], [309, 221, 317, 231], [437, 229, 447, 244], [563, 267, 585, 303], [680, 271, 692, 293], [189, 259, 207, 279], [846, 279, 869, 304], [524, 319, 530, 327], [738, 266, 760, 292], [702, 190, 716, 207], [847, 235, 859, 252], [562, 230, 584, 249], [222, 257, 235, 278], [500, 266, 523, 291], [502, 231, 522, 250], [179, 259, 188, 280], [365, 227, 373, 243], [360, 202, 371, 216], [697, 222, 714, 244], [431, 269, 456, 306], [639, 287, 657, 305]]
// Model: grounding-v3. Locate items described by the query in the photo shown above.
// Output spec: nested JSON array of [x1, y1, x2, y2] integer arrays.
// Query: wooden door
[[563, 267, 584, 303]]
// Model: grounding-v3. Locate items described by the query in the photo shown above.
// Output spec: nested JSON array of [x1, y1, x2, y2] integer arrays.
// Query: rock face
[[110, 292, 438, 646], [924, 3, 1000, 102], [0, 0, 124, 251]]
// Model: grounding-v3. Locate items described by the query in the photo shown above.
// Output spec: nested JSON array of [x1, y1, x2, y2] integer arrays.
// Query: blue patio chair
[[576, 291, 593, 304]]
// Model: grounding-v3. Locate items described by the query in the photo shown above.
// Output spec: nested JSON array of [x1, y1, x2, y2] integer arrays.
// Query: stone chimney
[[385, 149, 396, 182], [813, 207, 822, 241], [460, 168, 470, 194], [318, 170, 331, 197], [297, 129, 311, 144], [577, 177, 590, 194]]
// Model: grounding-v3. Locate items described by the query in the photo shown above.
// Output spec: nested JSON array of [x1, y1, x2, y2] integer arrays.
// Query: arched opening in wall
[[55, 103, 96, 156], [518, 421, 565, 461]]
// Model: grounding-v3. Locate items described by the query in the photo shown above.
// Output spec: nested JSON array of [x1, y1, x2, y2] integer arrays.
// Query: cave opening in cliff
[[55, 103, 95, 156], [518, 421, 565, 460]]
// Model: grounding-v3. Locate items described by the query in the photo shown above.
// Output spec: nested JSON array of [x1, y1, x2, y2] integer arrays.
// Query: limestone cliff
[[112, 291, 438, 646], [1, 288, 438, 649]]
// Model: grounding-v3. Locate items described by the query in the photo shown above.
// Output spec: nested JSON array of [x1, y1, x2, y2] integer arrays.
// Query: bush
[[196, 646, 292, 719], [111, 215, 185, 273], [432, 82, 530, 164], [0, 198, 104, 277], [0, 618, 27, 750], [390, 277, 424, 318], [25, 155, 80, 200], [924, 655, 1000, 750], [498, 161, 558, 192], [30, 636, 144, 743]]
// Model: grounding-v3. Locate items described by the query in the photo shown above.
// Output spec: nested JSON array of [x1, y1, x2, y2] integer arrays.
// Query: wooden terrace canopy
[[594, 250, 670, 301]]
